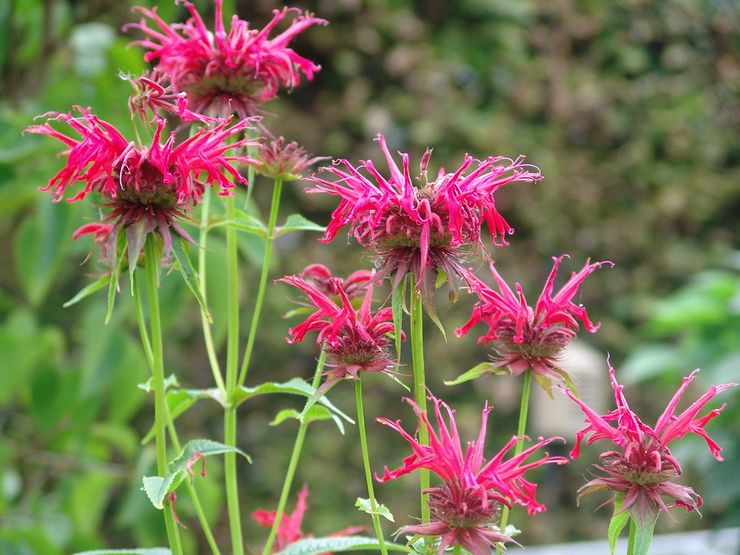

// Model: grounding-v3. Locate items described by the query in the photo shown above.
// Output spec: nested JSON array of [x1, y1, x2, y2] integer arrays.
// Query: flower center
[[429, 482, 499, 530], [114, 158, 179, 209]]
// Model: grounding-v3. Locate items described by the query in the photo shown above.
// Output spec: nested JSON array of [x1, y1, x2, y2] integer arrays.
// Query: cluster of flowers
[[28, 0, 735, 553]]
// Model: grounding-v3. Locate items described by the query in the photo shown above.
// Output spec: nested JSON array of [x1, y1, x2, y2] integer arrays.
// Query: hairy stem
[[262, 349, 327, 555], [496, 368, 533, 555], [409, 276, 430, 524], [355, 378, 389, 555], [143, 237, 183, 555], [238, 177, 283, 388]]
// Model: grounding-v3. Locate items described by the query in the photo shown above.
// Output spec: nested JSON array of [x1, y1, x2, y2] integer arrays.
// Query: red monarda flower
[[126, 1, 327, 118], [563, 367, 736, 525], [455, 255, 612, 393], [279, 270, 397, 392], [252, 486, 363, 553], [307, 134, 542, 300], [376, 394, 566, 554], [298, 264, 373, 303], [256, 136, 327, 180], [26, 106, 256, 262]]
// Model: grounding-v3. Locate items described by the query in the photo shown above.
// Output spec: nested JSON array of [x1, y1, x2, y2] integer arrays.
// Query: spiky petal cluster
[[376, 394, 566, 555], [26, 106, 256, 260], [256, 136, 327, 180], [455, 256, 612, 393], [563, 367, 736, 524], [307, 134, 542, 299], [252, 486, 363, 553], [126, 1, 327, 118], [278, 271, 397, 392], [298, 264, 373, 303]]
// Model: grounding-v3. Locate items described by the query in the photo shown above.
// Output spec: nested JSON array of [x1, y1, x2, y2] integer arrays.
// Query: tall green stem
[[134, 271, 221, 555], [409, 276, 429, 524], [355, 378, 389, 555], [224, 193, 244, 555], [262, 349, 327, 555], [143, 237, 183, 555], [496, 369, 533, 555], [237, 177, 283, 388], [626, 518, 636, 555]]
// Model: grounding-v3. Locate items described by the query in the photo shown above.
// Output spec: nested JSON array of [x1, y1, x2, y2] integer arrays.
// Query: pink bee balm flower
[[376, 394, 566, 554], [563, 367, 736, 525], [126, 1, 327, 118], [307, 134, 542, 301], [26, 106, 257, 260], [455, 255, 612, 393], [252, 486, 363, 553], [298, 264, 373, 303], [256, 136, 328, 180], [278, 270, 397, 393]]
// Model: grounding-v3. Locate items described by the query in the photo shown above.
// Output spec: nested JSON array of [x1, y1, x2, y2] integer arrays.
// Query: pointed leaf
[[106, 237, 127, 325], [126, 219, 147, 295], [444, 362, 499, 386], [391, 276, 406, 366], [171, 236, 212, 323], [208, 213, 268, 238], [140, 388, 223, 444], [355, 497, 395, 522], [424, 303, 446, 341], [631, 515, 657, 555], [142, 439, 250, 509], [608, 494, 629, 555], [274, 536, 411, 555], [63, 275, 111, 308], [276, 214, 325, 237], [270, 405, 346, 434], [72, 550, 171, 555]]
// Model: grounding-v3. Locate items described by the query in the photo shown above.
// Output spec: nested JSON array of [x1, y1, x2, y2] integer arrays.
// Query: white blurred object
[[70, 23, 115, 77]]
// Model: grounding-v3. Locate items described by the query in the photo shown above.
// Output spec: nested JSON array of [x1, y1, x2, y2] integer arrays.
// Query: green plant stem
[[262, 349, 327, 555], [143, 237, 184, 555], [409, 276, 430, 524], [198, 186, 227, 400], [133, 271, 221, 555], [452, 544, 461, 555], [627, 518, 636, 555], [355, 378, 389, 555], [224, 193, 245, 555], [244, 138, 257, 210], [496, 369, 533, 555], [237, 176, 283, 388]]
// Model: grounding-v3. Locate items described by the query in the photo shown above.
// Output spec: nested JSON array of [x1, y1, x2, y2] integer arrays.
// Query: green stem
[[627, 518, 636, 555], [452, 544, 461, 555], [355, 378, 389, 555], [496, 369, 533, 555], [262, 349, 327, 555], [409, 276, 430, 524], [143, 237, 183, 555], [237, 177, 283, 388], [134, 271, 221, 555], [198, 186, 227, 400], [244, 138, 257, 210], [224, 193, 245, 555]]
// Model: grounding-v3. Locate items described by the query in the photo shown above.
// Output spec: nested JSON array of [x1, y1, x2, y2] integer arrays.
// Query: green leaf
[[270, 405, 346, 434], [63, 275, 111, 307], [425, 303, 446, 341], [631, 515, 657, 555], [274, 536, 411, 555], [126, 219, 146, 295], [391, 275, 406, 366], [608, 494, 629, 555], [434, 269, 447, 290], [137, 374, 179, 394], [142, 439, 250, 509], [355, 497, 395, 522], [208, 212, 268, 238], [140, 387, 223, 444], [71, 550, 171, 555], [170, 235, 212, 323], [276, 214, 325, 237], [106, 233, 126, 325], [444, 362, 499, 386]]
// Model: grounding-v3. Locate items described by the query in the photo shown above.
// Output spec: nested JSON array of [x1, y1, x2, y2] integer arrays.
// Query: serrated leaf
[[444, 362, 499, 386], [270, 405, 345, 434], [276, 214, 325, 237], [63, 275, 111, 308], [208, 213, 268, 238], [171, 235, 212, 323], [608, 494, 629, 555], [71, 550, 171, 555], [274, 536, 411, 555], [142, 439, 250, 509], [355, 497, 395, 522]]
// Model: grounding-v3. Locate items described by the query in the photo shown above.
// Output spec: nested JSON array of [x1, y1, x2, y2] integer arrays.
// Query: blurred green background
[[1, 0, 738, 553]]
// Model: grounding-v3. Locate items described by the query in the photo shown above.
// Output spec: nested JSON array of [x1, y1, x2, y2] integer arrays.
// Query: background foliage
[[1, 0, 737, 553]]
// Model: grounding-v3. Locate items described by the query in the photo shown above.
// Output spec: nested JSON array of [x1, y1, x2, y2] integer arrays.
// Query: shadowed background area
[[0, 0, 738, 553]]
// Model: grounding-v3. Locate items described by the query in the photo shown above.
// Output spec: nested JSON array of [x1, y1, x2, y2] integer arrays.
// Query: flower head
[[126, 1, 327, 118], [298, 264, 373, 303], [307, 134, 542, 301], [252, 486, 363, 553], [26, 106, 256, 262], [256, 136, 327, 180], [563, 367, 736, 524], [278, 269, 397, 392], [455, 256, 612, 393], [377, 394, 566, 554]]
